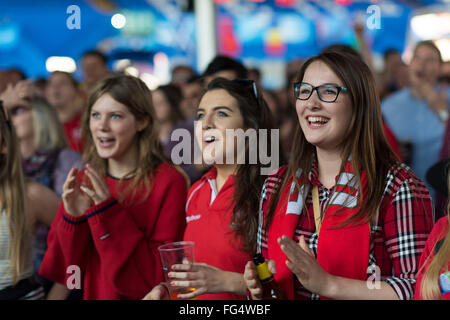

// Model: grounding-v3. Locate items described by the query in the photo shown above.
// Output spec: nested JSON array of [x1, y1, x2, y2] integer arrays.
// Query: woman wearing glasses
[[244, 51, 434, 300], [145, 77, 275, 300]]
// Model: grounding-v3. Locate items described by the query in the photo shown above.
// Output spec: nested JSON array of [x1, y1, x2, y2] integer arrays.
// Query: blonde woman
[[39, 75, 188, 299], [27, 97, 82, 196], [0, 102, 59, 299], [2, 88, 82, 296], [415, 162, 450, 300]]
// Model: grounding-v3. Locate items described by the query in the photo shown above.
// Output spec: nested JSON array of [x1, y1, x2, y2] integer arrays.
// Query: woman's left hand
[[168, 262, 235, 299], [278, 235, 334, 296], [79, 164, 111, 205]]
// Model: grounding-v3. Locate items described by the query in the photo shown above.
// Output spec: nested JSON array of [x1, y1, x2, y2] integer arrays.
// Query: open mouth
[[307, 116, 330, 127], [204, 136, 217, 143], [98, 137, 115, 147]]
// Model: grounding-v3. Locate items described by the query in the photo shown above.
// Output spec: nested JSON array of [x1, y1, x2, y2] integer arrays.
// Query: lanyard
[[312, 185, 321, 235]]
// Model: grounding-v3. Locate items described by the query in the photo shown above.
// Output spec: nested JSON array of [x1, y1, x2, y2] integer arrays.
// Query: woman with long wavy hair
[[0, 102, 59, 300], [244, 50, 434, 300], [145, 77, 276, 300], [415, 165, 450, 300], [39, 75, 188, 300]]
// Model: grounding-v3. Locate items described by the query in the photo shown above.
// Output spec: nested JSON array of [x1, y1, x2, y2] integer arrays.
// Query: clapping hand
[[62, 168, 92, 217], [278, 235, 333, 296], [79, 164, 111, 205]]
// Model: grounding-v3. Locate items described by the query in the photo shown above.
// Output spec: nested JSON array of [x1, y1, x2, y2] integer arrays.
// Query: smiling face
[[195, 89, 245, 165], [89, 93, 147, 165], [295, 60, 352, 153]]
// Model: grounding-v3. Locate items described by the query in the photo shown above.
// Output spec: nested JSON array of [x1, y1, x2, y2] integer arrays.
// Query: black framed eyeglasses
[[294, 82, 348, 103]]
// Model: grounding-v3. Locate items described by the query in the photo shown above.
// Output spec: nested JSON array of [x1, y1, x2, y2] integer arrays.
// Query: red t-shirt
[[184, 168, 250, 300], [63, 114, 83, 153], [39, 163, 187, 299], [414, 216, 450, 300]]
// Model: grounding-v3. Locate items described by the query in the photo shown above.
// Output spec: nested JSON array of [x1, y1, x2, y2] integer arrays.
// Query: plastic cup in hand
[[158, 241, 196, 300]]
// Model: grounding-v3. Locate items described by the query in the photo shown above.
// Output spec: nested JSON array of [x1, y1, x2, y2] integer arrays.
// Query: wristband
[[438, 109, 449, 122]]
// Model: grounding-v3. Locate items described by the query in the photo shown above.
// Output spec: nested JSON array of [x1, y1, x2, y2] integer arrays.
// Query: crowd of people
[[0, 39, 449, 301]]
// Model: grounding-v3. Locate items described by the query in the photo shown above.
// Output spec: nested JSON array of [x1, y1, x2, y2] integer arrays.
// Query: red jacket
[[415, 216, 450, 300], [39, 163, 187, 299], [184, 168, 250, 300]]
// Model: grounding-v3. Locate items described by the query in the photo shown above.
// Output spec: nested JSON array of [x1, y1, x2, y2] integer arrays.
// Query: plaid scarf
[[267, 160, 370, 299], [22, 149, 59, 189]]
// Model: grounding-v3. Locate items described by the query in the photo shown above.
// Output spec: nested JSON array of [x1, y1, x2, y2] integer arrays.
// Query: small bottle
[[252, 253, 287, 300]]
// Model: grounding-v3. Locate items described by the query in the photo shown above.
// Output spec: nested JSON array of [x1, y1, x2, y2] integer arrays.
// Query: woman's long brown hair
[[200, 78, 275, 255], [0, 103, 29, 284]]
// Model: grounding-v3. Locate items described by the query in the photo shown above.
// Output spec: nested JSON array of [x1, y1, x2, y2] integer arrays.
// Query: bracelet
[[438, 109, 449, 122]]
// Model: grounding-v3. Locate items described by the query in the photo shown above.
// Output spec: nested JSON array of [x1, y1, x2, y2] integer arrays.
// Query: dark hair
[[50, 71, 79, 88], [82, 50, 108, 65], [200, 77, 273, 254], [203, 56, 247, 79], [322, 44, 362, 59], [248, 68, 261, 80], [186, 75, 204, 85], [414, 41, 442, 63], [7, 68, 27, 81], [154, 84, 185, 124], [171, 65, 196, 81], [383, 48, 400, 61]]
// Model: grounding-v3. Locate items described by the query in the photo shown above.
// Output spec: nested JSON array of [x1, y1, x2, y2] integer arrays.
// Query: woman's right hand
[[244, 259, 277, 300], [142, 284, 170, 300], [62, 168, 91, 217]]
